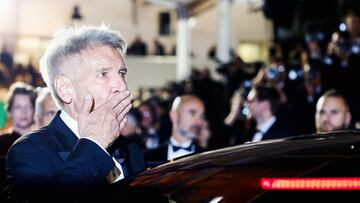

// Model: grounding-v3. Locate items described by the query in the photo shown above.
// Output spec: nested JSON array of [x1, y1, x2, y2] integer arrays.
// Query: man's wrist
[[81, 137, 110, 156]]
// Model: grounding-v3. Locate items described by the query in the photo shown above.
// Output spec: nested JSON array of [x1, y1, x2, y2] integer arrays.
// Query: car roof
[[116, 130, 360, 202]]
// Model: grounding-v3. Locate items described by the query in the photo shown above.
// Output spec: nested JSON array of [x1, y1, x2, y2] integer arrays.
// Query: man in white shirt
[[145, 95, 206, 165], [246, 85, 292, 142], [6, 25, 136, 200]]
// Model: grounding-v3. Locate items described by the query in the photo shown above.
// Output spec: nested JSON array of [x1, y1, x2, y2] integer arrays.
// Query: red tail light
[[260, 178, 360, 190]]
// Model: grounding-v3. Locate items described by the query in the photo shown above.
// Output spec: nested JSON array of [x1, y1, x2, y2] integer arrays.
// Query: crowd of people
[[0, 9, 359, 202], [126, 35, 174, 56]]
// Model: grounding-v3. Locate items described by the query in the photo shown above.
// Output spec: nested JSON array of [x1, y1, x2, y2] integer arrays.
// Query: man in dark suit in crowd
[[315, 89, 352, 133], [246, 85, 293, 142], [145, 95, 205, 166], [6, 25, 144, 201]]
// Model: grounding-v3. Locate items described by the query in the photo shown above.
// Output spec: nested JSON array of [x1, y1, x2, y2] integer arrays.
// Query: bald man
[[145, 95, 205, 165], [315, 89, 352, 133]]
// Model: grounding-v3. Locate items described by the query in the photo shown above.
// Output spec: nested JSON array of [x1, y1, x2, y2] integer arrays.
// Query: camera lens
[[266, 67, 279, 80]]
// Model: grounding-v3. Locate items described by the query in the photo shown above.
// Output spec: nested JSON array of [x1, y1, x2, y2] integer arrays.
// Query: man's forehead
[[14, 94, 31, 101], [319, 97, 347, 111], [76, 48, 125, 70], [182, 100, 204, 111]]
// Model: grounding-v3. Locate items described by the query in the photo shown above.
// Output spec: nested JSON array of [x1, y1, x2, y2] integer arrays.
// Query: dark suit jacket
[[107, 135, 145, 177], [262, 118, 294, 140], [247, 118, 294, 142], [144, 140, 203, 167], [6, 111, 144, 201], [0, 130, 21, 157]]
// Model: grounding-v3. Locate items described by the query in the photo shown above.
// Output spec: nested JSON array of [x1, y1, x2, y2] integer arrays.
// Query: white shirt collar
[[167, 136, 194, 160], [60, 110, 80, 139], [170, 136, 192, 148], [257, 116, 276, 134]]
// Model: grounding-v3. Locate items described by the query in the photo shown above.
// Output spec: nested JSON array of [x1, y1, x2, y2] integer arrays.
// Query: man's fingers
[[113, 98, 132, 120], [119, 116, 128, 132], [116, 102, 132, 121], [110, 90, 131, 110], [81, 94, 93, 114]]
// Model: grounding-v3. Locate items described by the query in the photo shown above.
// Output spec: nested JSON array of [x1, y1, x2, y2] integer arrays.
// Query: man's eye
[[318, 110, 325, 115], [97, 72, 108, 77], [118, 70, 127, 77], [330, 110, 339, 115]]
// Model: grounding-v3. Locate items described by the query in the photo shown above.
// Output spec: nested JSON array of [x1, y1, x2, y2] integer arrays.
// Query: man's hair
[[253, 84, 281, 115], [34, 87, 52, 116], [319, 89, 350, 111], [346, 10, 360, 19], [171, 95, 203, 112], [39, 24, 127, 108], [6, 82, 37, 112]]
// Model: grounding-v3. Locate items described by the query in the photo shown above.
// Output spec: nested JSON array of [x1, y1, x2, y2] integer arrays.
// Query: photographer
[[252, 60, 289, 105]]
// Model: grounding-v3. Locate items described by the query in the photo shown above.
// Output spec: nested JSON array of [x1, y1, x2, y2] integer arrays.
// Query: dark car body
[[112, 130, 360, 202]]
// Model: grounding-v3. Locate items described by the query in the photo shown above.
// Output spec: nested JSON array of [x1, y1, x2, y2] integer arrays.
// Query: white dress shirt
[[167, 137, 195, 160], [60, 111, 124, 181], [145, 127, 160, 150], [252, 116, 276, 142]]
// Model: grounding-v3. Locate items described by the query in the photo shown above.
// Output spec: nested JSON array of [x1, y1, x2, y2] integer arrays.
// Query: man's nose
[[322, 112, 331, 121], [110, 76, 127, 93], [194, 117, 204, 126], [20, 106, 30, 114]]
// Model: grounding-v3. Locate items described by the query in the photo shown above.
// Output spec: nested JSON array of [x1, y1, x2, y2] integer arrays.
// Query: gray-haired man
[[6, 25, 143, 200]]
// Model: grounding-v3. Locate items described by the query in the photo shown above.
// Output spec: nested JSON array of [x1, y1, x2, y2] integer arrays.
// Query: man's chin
[[18, 123, 32, 129], [320, 127, 339, 132], [184, 132, 197, 139]]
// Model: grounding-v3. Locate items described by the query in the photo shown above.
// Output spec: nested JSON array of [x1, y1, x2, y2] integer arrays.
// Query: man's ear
[[345, 111, 352, 128], [169, 110, 177, 125], [54, 75, 74, 104]]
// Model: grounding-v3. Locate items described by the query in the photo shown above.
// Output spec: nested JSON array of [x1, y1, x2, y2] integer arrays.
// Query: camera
[[265, 65, 285, 81]]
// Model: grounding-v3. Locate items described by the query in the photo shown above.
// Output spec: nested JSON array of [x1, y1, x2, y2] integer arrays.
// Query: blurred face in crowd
[[139, 104, 155, 130], [60, 45, 128, 115], [315, 96, 351, 133], [35, 95, 58, 127], [171, 98, 205, 140], [9, 94, 34, 133], [197, 120, 211, 149], [346, 15, 360, 38], [246, 89, 267, 121]]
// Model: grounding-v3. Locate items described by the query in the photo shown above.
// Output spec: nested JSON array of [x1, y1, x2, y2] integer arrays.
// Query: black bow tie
[[171, 143, 193, 152], [113, 148, 126, 164]]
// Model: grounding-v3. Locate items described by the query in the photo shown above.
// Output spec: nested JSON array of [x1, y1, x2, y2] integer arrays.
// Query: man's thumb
[[81, 94, 93, 114]]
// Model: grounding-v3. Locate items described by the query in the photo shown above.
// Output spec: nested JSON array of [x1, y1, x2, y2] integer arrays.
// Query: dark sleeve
[[6, 138, 114, 190], [144, 146, 168, 167], [127, 142, 145, 175]]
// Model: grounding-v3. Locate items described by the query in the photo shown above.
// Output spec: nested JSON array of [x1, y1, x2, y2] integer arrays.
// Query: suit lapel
[[58, 152, 71, 161], [48, 111, 79, 161], [262, 120, 277, 140]]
